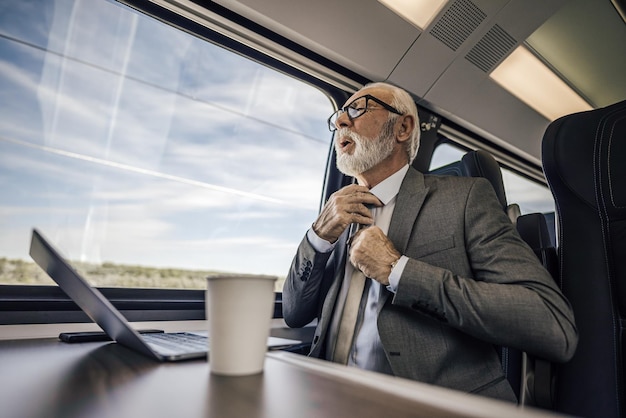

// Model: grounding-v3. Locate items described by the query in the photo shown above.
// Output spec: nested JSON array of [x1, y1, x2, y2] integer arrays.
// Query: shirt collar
[[359, 165, 409, 205]]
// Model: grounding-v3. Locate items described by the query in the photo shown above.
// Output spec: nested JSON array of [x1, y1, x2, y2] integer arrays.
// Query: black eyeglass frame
[[327, 94, 403, 131]]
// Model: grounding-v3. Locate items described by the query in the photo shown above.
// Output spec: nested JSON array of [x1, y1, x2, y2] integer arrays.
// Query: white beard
[[335, 120, 396, 177]]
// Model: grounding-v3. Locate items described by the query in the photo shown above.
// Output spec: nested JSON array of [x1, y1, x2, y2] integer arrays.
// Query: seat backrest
[[430, 149, 509, 212], [460, 149, 508, 211], [516, 213, 559, 280], [542, 99, 626, 418], [461, 149, 520, 223], [516, 212, 559, 408]]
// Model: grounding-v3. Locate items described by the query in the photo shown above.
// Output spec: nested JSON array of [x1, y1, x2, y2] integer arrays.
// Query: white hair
[[363, 82, 420, 163]]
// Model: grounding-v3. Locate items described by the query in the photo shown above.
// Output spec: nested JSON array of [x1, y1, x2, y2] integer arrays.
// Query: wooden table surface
[[0, 337, 569, 418]]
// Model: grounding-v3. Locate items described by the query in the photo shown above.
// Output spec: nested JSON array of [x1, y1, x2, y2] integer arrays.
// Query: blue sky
[[0, 0, 332, 278]]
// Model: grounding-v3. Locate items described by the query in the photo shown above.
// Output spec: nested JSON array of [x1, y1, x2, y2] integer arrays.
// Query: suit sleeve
[[391, 179, 578, 363], [282, 235, 333, 328]]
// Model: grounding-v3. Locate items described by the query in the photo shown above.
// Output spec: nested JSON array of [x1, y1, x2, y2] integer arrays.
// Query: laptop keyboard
[[142, 332, 208, 355]]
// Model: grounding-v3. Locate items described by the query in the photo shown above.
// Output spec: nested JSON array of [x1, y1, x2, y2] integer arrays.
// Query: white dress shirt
[[307, 165, 410, 374]]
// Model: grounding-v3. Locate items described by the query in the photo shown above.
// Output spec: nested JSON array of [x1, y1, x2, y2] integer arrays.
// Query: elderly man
[[282, 82, 577, 402]]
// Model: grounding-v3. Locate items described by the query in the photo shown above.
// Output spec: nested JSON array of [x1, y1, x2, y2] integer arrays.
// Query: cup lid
[[206, 273, 277, 281]]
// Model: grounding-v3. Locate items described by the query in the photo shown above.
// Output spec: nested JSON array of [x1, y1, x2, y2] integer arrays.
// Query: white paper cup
[[206, 274, 277, 376]]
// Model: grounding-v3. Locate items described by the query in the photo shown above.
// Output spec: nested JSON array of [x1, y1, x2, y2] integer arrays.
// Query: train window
[[429, 143, 466, 169], [501, 168, 555, 215], [0, 1, 333, 291]]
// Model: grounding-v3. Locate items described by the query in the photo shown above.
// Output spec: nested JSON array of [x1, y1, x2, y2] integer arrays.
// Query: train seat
[[516, 213, 559, 284], [515, 212, 560, 408], [428, 149, 521, 222], [542, 99, 626, 418]]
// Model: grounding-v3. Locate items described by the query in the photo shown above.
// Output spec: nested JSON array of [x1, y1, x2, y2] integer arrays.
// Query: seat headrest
[[461, 150, 508, 210], [516, 213, 553, 250], [543, 100, 626, 218]]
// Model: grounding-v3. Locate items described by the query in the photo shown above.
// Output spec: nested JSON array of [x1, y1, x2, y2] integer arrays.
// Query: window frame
[[0, 0, 353, 325], [1, 0, 555, 326]]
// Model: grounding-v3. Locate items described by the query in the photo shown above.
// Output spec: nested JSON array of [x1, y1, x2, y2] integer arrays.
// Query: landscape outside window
[[0, 0, 332, 291]]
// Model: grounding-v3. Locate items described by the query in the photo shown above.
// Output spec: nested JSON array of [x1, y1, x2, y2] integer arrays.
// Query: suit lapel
[[319, 169, 431, 338], [387, 167, 429, 254], [314, 170, 430, 356], [377, 168, 429, 314]]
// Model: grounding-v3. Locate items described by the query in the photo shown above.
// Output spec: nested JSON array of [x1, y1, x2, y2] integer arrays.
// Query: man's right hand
[[311, 184, 382, 243]]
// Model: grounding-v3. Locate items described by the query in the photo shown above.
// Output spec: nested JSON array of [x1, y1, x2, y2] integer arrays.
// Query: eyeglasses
[[327, 94, 402, 132]]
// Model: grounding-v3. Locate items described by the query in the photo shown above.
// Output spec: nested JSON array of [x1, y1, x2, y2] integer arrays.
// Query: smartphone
[[59, 329, 164, 343]]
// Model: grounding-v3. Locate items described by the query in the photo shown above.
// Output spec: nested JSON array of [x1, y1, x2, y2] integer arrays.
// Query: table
[[0, 336, 569, 418]]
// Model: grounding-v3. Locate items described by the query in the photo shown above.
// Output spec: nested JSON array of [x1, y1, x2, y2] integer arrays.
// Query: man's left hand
[[349, 226, 401, 286]]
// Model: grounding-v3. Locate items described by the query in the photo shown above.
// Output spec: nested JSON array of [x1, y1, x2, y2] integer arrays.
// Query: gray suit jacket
[[283, 167, 578, 401]]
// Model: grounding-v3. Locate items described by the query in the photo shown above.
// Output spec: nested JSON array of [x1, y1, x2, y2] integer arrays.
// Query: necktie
[[332, 223, 367, 364]]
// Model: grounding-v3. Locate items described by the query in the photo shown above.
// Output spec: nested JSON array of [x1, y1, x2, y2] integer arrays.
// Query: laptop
[[29, 228, 300, 361]]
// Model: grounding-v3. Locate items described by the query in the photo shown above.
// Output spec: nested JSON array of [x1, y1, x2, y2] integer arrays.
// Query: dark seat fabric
[[516, 213, 558, 280], [429, 149, 508, 211], [542, 100, 626, 418], [460, 149, 508, 211], [516, 212, 560, 408]]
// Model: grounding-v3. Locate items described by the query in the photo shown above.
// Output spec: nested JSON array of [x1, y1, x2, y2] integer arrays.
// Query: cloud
[[0, 0, 335, 280]]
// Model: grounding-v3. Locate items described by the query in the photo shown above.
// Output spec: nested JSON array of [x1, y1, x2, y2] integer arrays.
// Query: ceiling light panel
[[490, 46, 592, 120], [378, 0, 448, 29]]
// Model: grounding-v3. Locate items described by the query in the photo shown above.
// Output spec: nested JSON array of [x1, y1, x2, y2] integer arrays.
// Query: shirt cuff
[[386, 255, 409, 293], [306, 228, 336, 253]]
